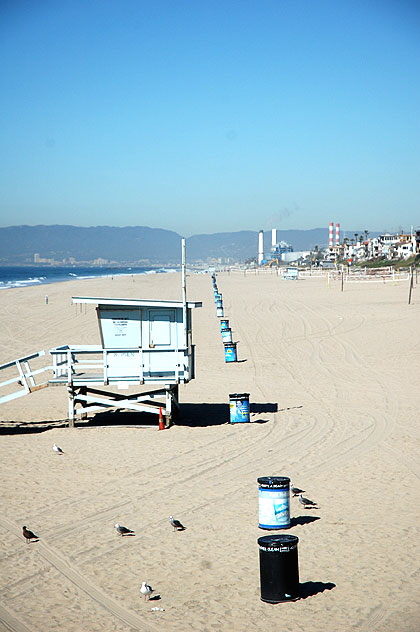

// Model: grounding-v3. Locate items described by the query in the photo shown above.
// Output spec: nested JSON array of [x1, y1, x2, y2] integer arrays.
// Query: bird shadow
[[299, 581, 336, 599], [120, 533, 136, 537], [290, 515, 320, 527], [148, 594, 161, 601]]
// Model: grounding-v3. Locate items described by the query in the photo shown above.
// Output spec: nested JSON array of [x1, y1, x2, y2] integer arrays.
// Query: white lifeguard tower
[[0, 240, 202, 427], [49, 296, 201, 426], [283, 266, 299, 280]]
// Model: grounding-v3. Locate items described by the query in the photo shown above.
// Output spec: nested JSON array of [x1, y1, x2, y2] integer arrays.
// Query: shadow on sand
[[290, 515, 321, 527], [177, 402, 278, 427], [299, 581, 336, 599], [0, 401, 279, 433]]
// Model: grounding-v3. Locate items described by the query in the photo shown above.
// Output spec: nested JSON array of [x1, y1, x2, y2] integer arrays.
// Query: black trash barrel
[[258, 534, 300, 603]]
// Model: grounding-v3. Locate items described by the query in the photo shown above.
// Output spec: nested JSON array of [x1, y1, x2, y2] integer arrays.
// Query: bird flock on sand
[[23, 444, 318, 607], [23, 450, 189, 605]]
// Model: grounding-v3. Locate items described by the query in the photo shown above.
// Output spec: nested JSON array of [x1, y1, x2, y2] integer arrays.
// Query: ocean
[[0, 265, 176, 290]]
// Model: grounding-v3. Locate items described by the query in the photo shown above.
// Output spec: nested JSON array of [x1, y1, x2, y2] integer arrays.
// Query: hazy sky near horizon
[[1, 1, 419, 237]]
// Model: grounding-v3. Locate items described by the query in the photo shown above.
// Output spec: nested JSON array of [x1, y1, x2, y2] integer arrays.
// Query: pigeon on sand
[[140, 581, 154, 600], [290, 483, 305, 497], [299, 494, 318, 508], [53, 443, 64, 454], [114, 523, 135, 536], [169, 515, 186, 531], [22, 526, 38, 543]]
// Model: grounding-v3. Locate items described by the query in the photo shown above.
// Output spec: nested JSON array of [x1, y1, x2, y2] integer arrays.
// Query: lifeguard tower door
[[142, 309, 179, 376]]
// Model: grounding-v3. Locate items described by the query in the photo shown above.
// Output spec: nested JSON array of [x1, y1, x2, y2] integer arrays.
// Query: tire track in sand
[[0, 517, 161, 632]]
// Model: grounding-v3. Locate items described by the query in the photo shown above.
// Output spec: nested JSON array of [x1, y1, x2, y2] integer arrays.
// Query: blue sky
[[1, 0, 419, 237]]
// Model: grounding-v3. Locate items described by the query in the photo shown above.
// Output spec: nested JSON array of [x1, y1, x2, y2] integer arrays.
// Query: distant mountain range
[[0, 225, 376, 265]]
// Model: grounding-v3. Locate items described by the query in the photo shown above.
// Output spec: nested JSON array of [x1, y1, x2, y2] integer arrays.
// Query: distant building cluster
[[327, 230, 420, 263], [256, 225, 419, 268], [34, 253, 113, 266]]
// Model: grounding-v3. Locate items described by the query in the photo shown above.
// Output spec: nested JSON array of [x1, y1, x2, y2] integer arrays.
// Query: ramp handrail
[[0, 350, 52, 404]]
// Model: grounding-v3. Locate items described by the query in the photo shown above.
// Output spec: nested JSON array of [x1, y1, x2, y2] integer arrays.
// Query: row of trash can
[[213, 276, 299, 603], [212, 274, 238, 363]]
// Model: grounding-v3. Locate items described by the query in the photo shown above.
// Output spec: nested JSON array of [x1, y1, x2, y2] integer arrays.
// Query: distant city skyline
[[1, 1, 419, 236]]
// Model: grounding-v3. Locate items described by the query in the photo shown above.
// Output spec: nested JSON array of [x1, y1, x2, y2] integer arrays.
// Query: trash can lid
[[257, 476, 290, 488], [258, 534, 299, 547], [229, 393, 250, 398]]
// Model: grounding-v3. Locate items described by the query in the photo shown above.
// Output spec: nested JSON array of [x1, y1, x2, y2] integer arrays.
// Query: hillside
[[0, 225, 351, 265]]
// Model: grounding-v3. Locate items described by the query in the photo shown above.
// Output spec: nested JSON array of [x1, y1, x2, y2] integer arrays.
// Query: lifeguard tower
[[0, 240, 201, 427], [283, 266, 299, 280], [49, 296, 201, 426]]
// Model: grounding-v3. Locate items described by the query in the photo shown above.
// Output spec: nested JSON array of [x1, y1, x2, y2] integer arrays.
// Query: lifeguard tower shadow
[[79, 409, 161, 428], [177, 402, 278, 427]]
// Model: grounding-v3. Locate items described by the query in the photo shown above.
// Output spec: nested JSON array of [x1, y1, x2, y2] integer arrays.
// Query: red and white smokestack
[[335, 223, 340, 245], [329, 222, 334, 248]]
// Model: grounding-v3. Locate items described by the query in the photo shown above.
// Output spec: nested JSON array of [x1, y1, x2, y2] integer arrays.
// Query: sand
[[0, 269, 419, 632]]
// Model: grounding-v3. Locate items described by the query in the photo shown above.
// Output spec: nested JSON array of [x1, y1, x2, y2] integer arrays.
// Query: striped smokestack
[[329, 222, 334, 248], [335, 223, 340, 245]]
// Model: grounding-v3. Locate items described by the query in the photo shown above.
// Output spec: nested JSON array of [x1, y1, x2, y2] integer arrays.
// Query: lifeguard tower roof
[[72, 297, 202, 308]]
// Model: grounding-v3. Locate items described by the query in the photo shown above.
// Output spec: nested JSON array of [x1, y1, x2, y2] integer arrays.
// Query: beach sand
[[0, 270, 419, 632]]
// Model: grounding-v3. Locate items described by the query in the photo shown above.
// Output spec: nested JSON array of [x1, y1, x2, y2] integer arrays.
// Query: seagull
[[114, 523, 135, 536], [22, 526, 38, 543], [299, 494, 318, 508], [140, 581, 154, 601], [290, 483, 305, 497], [53, 443, 64, 454], [169, 515, 186, 531]]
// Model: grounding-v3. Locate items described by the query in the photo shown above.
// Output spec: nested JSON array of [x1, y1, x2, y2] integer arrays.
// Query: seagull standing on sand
[[114, 523, 135, 536], [169, 515, 186, 531], [22, 526, 38, 543], [290, 483, 305, 497], [140, 581, 154, 601], [53, 443, 64, 454], [299, 494, 318, 508]]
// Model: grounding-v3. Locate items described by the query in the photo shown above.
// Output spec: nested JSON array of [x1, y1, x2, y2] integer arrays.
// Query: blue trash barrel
[[221, 327, 232, 343], [220, 319, 229, 331], [258, 534, 300, 603], [257, 476, 290, 529], [223, 342, 237, 361], [216, 306, 224, 318], [216, 298, 223, 308], [229, 393, 250, 423]]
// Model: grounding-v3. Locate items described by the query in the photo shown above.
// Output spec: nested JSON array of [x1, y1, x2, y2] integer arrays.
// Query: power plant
[[257, 223, 342, 265]]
